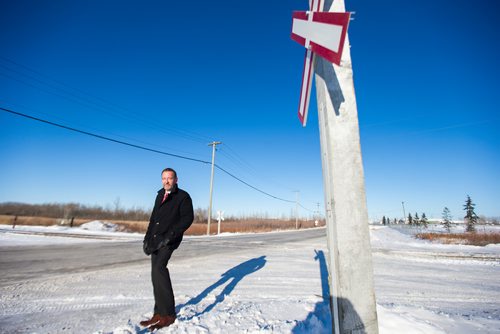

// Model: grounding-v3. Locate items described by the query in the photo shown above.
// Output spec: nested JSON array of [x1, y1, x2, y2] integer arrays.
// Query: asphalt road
[[0, 228, 326, 286]]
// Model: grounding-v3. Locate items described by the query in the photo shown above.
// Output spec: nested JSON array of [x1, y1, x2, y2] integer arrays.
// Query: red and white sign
[[291, 11, 350, 66], [296, 48, 315, 127], [291, 1, 350, 126]]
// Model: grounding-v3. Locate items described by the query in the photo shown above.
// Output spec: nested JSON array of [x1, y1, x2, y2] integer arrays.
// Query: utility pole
[[294, 190, 300, 229], [402, 201, 406, 224], [207, 141, 222, 235], [315, 202, 321, 227]]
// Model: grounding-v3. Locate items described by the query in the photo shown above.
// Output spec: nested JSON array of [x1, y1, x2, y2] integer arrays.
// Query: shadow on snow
[[177, 255, 267, 320], [292, 250, 365, 333]]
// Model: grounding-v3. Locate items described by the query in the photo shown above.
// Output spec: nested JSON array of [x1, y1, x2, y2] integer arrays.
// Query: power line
[[214, 164, 294, 203], [218, 144, 294, 193], [1, 106, 297, 204], [0, 97, 208, 160], [0, 57, 317, 211], [0, 56, 214, 144], [298, 202, 315, 213], [0, 106, 210, 165]]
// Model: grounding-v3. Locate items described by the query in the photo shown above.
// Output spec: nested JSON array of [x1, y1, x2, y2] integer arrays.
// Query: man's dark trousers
[[151, 247, 175, 316]]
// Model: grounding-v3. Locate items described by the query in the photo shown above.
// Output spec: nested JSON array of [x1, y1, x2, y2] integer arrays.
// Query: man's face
[[162, 171, 177, 191]]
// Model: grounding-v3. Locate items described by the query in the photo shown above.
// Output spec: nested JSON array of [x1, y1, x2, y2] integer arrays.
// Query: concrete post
[[315, 0, 379, 332]]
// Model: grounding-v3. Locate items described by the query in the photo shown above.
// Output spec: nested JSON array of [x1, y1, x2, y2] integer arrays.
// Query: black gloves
[[155, 238, 170, 252], [143, 240, 151, 256], [143, 238, 170, 256]]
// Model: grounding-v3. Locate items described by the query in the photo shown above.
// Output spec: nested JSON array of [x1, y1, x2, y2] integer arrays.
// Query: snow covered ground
[[0, 222, 499, 333]]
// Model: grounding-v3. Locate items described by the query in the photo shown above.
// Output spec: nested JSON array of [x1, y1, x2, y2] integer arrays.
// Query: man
[[141, 167, 194, 330]]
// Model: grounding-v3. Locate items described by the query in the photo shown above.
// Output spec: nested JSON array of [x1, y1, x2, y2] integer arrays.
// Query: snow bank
[[0, 224, 142, 246], [0, 228, 99, 246], [80, 220, 119, 232]]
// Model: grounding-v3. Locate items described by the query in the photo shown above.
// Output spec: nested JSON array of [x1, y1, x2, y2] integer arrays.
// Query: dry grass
[[416, 232, 500, 246], [0, 215, 324, 235], [1, 214, 84, 227], [187, 219, 324, 235]]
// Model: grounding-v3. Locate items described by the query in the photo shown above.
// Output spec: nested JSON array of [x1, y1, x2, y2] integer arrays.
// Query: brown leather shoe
[[148, 315, 176, 331], [140, 313, 160, 327]]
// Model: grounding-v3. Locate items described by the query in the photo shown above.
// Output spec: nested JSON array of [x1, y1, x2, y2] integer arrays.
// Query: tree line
[[0, 202, 287, 225], [0, 202, 150, 221], [381, 195, 496, 233]]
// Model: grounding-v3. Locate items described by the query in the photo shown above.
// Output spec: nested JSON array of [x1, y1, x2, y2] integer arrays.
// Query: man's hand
[[143, 240, 151, 256], [155, 238, 170, 252]]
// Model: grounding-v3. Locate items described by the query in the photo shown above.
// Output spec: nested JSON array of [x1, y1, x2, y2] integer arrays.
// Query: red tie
[[161, 192, 169, 203]]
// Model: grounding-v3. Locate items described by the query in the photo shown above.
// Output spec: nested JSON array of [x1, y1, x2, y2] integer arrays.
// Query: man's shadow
[[177, 256, 266, 319]]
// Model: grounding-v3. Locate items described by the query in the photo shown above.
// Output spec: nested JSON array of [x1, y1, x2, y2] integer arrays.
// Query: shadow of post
[[315, 56, 345, 116], [177, 256, 266, 320], [292, 250, 365, 333]]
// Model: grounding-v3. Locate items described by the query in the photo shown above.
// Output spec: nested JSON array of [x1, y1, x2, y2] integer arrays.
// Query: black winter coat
[[144, 184, 194, 251]]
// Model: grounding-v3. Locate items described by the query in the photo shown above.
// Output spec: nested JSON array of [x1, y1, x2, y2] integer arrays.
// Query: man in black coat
[[141, 167, 194, 330]]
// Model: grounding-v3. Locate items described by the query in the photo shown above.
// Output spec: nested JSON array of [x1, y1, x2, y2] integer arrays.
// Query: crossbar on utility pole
[[207, 141, 222, 235]]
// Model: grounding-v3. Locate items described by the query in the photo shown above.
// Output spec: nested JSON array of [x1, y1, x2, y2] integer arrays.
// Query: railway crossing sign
[[291, 0, 350, 126]]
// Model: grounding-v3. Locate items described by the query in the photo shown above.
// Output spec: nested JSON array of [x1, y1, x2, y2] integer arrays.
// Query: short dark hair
[[161, 168, 177, 178]]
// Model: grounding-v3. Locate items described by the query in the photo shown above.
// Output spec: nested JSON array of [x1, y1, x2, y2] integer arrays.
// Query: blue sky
[[1, 0, 499, 220]]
